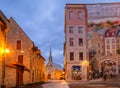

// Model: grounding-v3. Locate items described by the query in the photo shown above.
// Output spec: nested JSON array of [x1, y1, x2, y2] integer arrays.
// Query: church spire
[[49, 48, 53, 63]]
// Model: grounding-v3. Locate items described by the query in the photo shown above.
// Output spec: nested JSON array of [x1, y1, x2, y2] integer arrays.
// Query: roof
[[66, 2, 120, 5], [105, 28, 118, 37], [53, 63, 63, 71], [116, 29, 120, 37], [96, 28, 107, 35]]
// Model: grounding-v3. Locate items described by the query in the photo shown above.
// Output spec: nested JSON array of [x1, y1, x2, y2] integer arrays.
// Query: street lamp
[[0, 48, 9, 88], [82, 60, 89, 81]]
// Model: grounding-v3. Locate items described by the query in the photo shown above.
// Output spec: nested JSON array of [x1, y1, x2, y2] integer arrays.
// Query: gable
[[8, 17, 33, 48]]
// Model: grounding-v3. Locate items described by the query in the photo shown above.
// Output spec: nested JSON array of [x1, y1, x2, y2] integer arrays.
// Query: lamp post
[[0, 48, 9, 88], [82, 60, 89, 81]]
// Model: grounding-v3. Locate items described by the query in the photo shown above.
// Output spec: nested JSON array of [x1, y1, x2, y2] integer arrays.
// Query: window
[[98, 50, 100, 54], [18, 55, 23, 64], [107, 51, 110, 55], [112, 45, 115, 49], [70, 38, 74, 46], [107, 33, 109, 36], [112, 33, 114, 36], [117, 39, 119, 43], [69, 11, 73, 20], [69, 26, 74, 33], [112, 50, 115, 55], [112, 39, 115, 43], [79, 52, 83, 60], [79, 38, 83, 46], [98, 43, 100, 48], [96, 12, 100, 15], [117, 45, 119, 48], [106, 39, 109, 43], [78, 11, 83, 20], [107, 45, 110, 49], [16, 40, 21, 50], [70, 52, 74, 61], [78, 27, 82, 33]]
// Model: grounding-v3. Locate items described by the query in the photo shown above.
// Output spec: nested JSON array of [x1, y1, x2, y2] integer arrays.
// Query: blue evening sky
[[0, 0, 120, 66]]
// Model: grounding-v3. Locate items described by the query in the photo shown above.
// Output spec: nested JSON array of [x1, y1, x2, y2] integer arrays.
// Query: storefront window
[[72, 66, 82, 80]]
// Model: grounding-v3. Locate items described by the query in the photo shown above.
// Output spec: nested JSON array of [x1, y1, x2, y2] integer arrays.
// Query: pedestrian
[[103, 73, 107, 81]]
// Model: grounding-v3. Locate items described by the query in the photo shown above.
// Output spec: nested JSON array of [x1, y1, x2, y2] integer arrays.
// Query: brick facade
[[64, 3, 120, 81], [64, 4, 88, 81]]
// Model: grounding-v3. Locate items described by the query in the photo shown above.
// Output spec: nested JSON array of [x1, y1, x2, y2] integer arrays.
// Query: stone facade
[[0, 11, 45, 87], [31, 47, 45, 83], [5, 17, 33, 87], [0, 10, 9, 87]]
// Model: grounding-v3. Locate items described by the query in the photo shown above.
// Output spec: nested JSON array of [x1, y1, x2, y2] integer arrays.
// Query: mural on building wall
[[87, 20, 120, 78]]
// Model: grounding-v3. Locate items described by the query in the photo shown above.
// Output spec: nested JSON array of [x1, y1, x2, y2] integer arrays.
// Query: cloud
[[66, 0, 120, 3]]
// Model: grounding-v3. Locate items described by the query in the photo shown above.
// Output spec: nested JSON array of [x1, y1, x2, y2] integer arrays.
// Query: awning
[[6, 62, 30, 71]]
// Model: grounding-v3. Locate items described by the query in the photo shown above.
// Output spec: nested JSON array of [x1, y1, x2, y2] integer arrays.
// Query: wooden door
[[16, 67, 23, 86]]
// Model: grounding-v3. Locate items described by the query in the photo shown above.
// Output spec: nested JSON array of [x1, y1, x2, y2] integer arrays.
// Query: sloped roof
[[116, 29, 120, 37], [53, 62, 63, 71], [105, 28, 118, 37], [96, 28, 107, 35]]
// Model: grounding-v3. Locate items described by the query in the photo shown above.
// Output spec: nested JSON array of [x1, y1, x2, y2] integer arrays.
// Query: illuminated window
[[70, 52, 74, 61], [16, 40, 21, 50]]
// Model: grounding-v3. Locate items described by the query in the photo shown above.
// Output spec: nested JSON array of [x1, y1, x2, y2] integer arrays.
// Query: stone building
[[5, 17, 34, 87], [0, 11, 45, 87], [31, 46, 45, 83], [45, 49, 63, 80], [0, 10, 9, 87]]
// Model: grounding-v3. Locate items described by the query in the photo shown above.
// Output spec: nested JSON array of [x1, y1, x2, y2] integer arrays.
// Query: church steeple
[[49, 48, 53, 63]]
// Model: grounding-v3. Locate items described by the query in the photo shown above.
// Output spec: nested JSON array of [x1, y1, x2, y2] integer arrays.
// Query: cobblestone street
[[42, 80, 69, 88], [19, 78, 120, 88], [68, 78, 120, 88]]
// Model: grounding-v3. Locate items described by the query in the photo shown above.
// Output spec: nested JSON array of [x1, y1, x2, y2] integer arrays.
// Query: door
[[16, 67, 23, 86]]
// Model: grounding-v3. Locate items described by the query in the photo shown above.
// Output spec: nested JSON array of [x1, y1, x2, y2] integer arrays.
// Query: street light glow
[[5, 48, 9, 53], [82, 60, 89, 66], [0, 48, 10, 54]]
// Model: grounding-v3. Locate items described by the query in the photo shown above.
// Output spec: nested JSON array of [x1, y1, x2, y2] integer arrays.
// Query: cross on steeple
[[49, 48, 53, 63]]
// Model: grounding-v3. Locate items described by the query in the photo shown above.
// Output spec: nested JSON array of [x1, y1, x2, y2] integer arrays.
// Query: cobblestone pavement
[[68, 78, 120, 88], [17, 78, 120, 88], [42, 80, 70, 88]]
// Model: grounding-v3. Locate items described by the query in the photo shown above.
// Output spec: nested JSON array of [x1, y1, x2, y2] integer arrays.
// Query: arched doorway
[[72, 66, 82, 80], [101, 60, 116, 77], [47, 74, 51, 79]]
